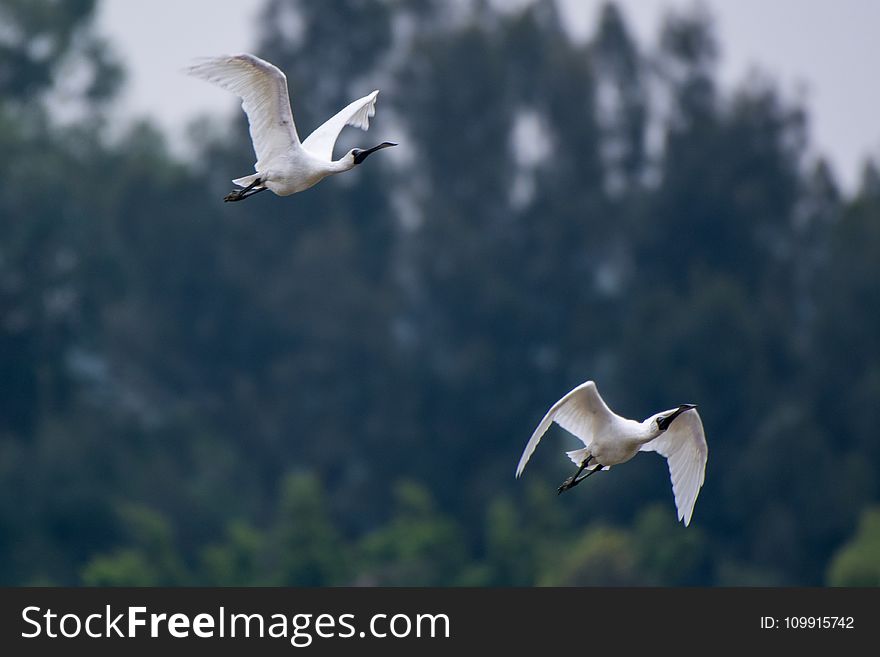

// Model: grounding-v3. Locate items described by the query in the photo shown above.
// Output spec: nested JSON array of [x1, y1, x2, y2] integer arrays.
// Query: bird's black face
[[352, 141, 398, 165], [657, 404, 697, 431]]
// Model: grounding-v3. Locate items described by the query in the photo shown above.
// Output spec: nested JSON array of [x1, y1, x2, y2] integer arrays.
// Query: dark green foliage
[[1, 0, 878, 586], [81, 503, 188, 586], [827, 507, 880, 586], [271, 473, 349, 586], [356, 481, 468, 586]]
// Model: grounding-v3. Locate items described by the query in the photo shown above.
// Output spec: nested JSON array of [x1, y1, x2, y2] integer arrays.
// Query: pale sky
[[97, 0, 880, 192]]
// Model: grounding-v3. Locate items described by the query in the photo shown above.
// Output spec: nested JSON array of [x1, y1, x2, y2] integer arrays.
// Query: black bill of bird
[[352, 141, 398, 164]]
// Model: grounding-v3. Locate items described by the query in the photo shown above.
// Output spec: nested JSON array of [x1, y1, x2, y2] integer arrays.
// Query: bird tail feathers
[[566, 448, 591, 466], [232, 173, 262, 188], [565, 447, 605, 470]]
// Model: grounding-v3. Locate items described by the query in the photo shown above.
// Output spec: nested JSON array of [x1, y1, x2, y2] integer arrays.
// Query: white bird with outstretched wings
[[517, 380, 708, 526], [185, 53, 396, 201]]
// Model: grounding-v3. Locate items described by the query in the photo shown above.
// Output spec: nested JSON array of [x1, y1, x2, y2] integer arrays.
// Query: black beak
[[353, 141, 397, 165], [658, 404, 697, 431]]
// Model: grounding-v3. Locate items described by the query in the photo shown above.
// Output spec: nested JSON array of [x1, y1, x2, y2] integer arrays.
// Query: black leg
[[224, 178, 266, 202], [557, 461, 604, 495], [557, 455, 592, 495], [239, 186, 269, 201], [575, 463, 604, 484]]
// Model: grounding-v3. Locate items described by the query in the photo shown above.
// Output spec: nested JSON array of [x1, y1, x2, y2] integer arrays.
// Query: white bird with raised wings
[[516, 380, 708, 526], [185, 53, 397, 202]]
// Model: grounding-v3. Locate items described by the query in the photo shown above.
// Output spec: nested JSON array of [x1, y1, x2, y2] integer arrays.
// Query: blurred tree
[[592, 2, 647, 189], [539, 524, 640, 586], [632, 504, 709, 585], [0, 0, 121, 104], [481, 496, 535, 586], [813, 161, 880, 467], [0, 0, 123, 441], [357, 480, 468, 585], [80, 503, 187, 586], [199, 520, 267, 586], [826, 507, 880, 586], [270, 473, 349, 585]]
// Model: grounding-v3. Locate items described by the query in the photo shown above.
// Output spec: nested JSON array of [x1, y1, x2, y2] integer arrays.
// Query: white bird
[[516, 380, 707, 526], [185, 53, 397, 202]]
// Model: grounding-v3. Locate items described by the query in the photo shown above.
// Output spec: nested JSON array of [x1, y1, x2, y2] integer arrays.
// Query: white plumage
[[301, 91, 379, 161], [516, 380, 708, 526], [185, 53, 396, 201]]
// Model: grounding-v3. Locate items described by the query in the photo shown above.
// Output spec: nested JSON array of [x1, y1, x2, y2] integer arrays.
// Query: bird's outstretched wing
[[301, 90, 380, 162], [640, 409, 707, 526], [516, 381, 614, 478], [185, 54, 300, 171]]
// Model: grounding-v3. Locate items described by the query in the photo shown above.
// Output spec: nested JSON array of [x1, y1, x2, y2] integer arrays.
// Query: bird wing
[[301, 90, 380, 162], [640, 409, 708, 526], [515, 381, 615, 478], [185, 54, 300, 171]]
